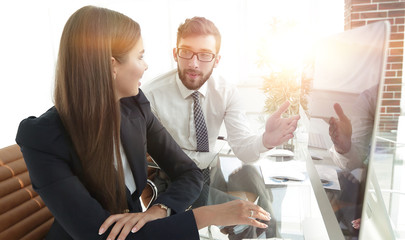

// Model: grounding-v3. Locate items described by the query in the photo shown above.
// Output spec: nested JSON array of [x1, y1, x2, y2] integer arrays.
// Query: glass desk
[[199, 130, 334, 240]]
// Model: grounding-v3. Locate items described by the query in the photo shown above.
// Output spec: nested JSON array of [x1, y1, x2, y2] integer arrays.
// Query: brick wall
[[345, 0, 404, 131]]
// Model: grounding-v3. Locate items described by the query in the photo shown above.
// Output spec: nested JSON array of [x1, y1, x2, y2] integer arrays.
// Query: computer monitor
[[305, 20, 391, 240]]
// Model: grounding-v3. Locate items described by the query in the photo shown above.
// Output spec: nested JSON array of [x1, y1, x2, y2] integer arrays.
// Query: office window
[[0, 0, 343, 147]]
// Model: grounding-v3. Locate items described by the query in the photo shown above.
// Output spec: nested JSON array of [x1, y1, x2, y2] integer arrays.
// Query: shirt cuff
[[328, 145, 351, 170], [254, 134, 270, 158], [257, 133, 270, 153]]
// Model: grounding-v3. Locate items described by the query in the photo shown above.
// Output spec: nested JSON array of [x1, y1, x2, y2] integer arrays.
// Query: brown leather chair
[[0, 144, 157, 240], [0, 144, 53, 240], [0, 144, 158, 239]]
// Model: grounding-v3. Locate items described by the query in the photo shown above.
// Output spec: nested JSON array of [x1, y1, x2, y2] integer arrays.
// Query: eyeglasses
[[177, 48, 216, 62]]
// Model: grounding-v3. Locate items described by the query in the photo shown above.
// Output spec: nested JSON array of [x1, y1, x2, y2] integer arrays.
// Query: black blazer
[[16, 90, 203, 240]]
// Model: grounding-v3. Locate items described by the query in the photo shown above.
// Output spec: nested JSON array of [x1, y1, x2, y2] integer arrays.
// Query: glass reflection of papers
[[260, 160, 307, 185], [314, 165, 340, 190]]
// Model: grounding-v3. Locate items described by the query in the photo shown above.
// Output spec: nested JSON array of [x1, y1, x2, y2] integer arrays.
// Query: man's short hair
[[177, 17, 221, 54]]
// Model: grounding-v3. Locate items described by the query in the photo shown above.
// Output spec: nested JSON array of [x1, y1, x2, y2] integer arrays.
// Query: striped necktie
[[192, 91, 209, 152], [190, 92, 211, 208]]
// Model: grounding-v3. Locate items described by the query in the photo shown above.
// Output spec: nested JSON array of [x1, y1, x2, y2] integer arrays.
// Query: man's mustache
[[185, 69, 203, 75]]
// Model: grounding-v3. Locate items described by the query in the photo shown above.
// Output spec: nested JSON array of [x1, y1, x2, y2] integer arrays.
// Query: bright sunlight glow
[[0, 0, 344, 147]]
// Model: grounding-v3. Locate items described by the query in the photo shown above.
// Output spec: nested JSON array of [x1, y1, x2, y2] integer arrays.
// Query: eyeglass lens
[[178, 49, 215, 62]]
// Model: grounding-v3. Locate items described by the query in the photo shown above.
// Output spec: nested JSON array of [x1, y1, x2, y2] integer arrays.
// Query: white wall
[[0, 0, 343, 147]]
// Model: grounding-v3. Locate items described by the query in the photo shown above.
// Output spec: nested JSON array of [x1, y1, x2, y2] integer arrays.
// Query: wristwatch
[[153, 203, 171, 217]]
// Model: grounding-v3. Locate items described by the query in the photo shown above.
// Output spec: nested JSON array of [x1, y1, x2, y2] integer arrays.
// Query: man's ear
[[173, 48, 178, 62], [213, 54, 221, 68], [111, 57, 117, 79]]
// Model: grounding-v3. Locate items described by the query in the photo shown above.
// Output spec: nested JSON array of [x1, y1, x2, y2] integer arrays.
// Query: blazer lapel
[[120, 98, 147, 198]]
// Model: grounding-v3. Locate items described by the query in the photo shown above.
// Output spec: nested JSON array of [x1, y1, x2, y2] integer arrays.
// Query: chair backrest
[[0, 144, 53, 240]]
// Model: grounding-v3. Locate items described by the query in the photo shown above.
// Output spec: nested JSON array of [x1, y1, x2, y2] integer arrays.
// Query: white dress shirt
[[114, 142, 136, 194], [142, 69, 268, 169]]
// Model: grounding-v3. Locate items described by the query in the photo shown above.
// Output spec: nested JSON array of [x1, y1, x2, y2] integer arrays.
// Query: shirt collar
[[175, 71, 208, 99]]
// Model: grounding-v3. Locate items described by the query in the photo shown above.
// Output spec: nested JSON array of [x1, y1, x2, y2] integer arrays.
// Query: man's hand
[[262, 101, 300, 149], [329, 103, 352, 154]]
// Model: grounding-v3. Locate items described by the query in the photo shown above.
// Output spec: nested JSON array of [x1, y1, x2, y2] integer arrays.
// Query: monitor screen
[[305, 20, 390, 239]]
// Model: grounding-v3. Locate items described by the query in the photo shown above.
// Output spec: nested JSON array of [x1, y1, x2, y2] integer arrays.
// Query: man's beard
[[177, 65, 214, 90]]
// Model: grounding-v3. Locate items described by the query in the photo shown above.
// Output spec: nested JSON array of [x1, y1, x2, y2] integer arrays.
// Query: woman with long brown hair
[[16, 5, 270, 240]]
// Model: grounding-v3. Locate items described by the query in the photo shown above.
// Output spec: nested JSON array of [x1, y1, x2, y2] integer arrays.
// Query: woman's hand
[[351, 218, 361, 230], [98, 205, 167, 239], [193, 199, 271, 230]]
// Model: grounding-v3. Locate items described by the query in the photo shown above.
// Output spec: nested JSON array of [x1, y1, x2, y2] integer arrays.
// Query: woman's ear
[[111, 57, 117, 80]]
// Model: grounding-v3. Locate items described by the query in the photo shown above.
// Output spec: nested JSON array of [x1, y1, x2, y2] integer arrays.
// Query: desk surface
[[199, 133, 339, 240]]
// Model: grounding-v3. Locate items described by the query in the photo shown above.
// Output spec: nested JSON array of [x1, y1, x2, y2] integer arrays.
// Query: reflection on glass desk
[[199, 134, 330, 240], [304, 20, 390, 240], [198, 20, 395, 240]]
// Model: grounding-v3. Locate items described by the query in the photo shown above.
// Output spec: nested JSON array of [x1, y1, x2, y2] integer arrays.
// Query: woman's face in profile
[[114, 37, 148, 99]]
